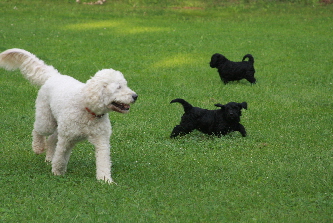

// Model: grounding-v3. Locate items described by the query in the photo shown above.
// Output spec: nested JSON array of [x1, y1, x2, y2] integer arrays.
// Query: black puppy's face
[[215, 102, 247, 120], [210, 53, 227, 68]]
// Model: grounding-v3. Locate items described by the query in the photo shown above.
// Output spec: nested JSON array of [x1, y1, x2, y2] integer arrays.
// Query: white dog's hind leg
[[51, 137, 75, 175], [45, 131, 58, 162], [32, 130, 46, 154], [89, 137, 113, 183], [32, 90, 57, 154]]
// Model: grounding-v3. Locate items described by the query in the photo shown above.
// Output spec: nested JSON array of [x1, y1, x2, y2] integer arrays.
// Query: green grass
[[0, 0, 333, 222]]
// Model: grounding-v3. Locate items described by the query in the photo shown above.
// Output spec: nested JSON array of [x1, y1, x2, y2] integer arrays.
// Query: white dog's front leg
[[90, 137, 113, 183], [51, 137, 75, 176], [96, 146, 113, 183]]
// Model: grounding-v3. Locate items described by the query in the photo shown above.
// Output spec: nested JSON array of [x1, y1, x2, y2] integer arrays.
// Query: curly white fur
[[0, 48, 138, 183]]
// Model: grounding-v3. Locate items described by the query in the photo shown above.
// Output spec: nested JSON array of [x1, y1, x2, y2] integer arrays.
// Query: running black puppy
[[210, 53, 256, 84], [170, 98, 247, 138]]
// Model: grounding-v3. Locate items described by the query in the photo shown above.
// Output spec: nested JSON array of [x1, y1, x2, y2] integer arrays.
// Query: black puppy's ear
[[240, 102, 247, 110], [214, 103, 224, 109]]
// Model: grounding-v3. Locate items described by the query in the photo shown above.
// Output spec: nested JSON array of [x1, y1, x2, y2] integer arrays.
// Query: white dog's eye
[[117, 85, 122, 89]]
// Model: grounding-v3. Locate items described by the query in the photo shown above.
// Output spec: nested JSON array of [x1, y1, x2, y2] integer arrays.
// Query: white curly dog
[[0, 48, 138, 183]]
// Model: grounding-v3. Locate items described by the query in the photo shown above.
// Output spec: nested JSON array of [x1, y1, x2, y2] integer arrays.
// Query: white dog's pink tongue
[[123, 104, 130, 110]]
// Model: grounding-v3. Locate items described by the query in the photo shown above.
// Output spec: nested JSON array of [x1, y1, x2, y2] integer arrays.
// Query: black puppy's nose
[[132, 94, 138, 102]]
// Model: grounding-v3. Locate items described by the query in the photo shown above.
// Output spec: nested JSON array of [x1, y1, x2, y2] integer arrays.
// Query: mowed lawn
[[0, 0, 332, 222]]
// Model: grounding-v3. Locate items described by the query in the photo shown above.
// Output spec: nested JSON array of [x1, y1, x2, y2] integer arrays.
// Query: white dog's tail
[[0, 48, 60, 86]]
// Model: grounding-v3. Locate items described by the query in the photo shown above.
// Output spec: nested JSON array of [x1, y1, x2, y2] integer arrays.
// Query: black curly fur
[[170, 98, 247, 138], [210, 53, 256, 84]]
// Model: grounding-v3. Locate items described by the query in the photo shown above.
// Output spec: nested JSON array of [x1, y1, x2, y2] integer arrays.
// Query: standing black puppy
[[210, 53, 256, 84], [170, 98, 247, 138]]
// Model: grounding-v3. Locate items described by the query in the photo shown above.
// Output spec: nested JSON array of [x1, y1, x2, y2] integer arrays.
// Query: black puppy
[[210, 53, 256, 84], [170, 98, 247, 138]]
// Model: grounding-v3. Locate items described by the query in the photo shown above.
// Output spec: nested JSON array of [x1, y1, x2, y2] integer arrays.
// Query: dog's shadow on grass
[[165, 130, 246, 142]]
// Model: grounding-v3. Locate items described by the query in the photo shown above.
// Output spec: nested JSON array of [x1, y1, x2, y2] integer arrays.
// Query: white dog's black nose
[[132, 94, 138, 102]]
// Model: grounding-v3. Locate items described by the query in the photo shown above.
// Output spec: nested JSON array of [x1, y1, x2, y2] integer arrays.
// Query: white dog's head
[[83, 69, 138, 116]]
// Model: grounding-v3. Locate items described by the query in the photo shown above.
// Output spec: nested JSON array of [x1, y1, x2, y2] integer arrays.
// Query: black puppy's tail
[[170, 98, 193, 113], [242, 54, 254, 64]]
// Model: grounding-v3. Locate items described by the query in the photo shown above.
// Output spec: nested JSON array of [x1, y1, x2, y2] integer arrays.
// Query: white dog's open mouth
[[110, 102, 130, 113]]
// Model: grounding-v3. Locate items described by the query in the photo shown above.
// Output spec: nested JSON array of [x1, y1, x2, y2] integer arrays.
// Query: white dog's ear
[[83, 79, 107, 114]]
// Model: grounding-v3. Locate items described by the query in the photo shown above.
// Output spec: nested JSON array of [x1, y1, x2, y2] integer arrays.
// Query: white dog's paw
[[45, 155, 53, 162], [52, 164, 67, 176], [33, 145, 45, 155], [98, 176, 116, 185], [52, 170, 64, 176], [106, 179, 117, 185]]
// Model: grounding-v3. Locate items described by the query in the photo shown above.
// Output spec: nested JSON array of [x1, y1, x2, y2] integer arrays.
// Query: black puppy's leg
[[221, 78, 229, 84], [218, 73, 228, 84], [236, 124, 247, 137], [245, 71, 256, 84], [170, 125, 194, 138]]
